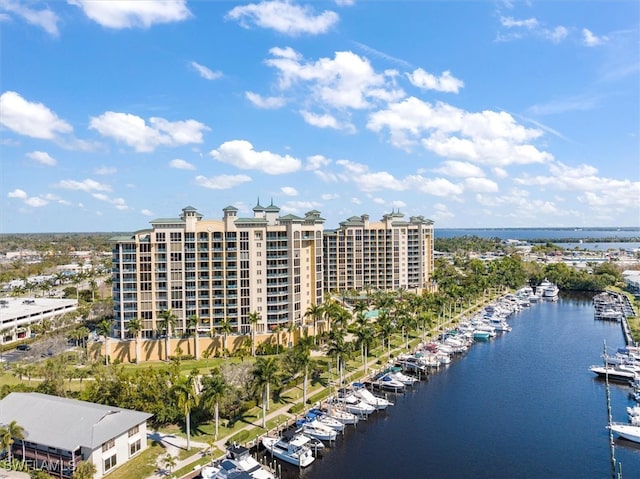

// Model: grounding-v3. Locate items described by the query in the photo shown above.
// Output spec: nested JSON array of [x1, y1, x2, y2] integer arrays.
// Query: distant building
[[0, 297, 78, 345], [323, 211, 435, 291], [0, 393, 152, 479]]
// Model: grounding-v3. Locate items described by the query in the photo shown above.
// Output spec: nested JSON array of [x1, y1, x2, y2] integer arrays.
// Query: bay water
[[292, 295, 640, 479]]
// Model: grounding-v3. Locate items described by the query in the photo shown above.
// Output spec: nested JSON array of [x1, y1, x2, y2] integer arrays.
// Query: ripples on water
[[265, 294, 640, 479]]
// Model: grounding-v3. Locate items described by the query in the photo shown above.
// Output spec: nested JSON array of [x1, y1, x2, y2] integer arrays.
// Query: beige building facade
[[111, 203, 324, 340], [323, 211, 435, 292]]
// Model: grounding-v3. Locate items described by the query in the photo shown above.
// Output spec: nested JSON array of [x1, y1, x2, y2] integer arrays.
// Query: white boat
[[589, 365, 637, 382], [297, 419, 337, 442], [375, 373, 406, 392], [386, 369, 419, 386], [323, 404, 359, 425], [201, 444, 275, 479], [305, 410, 345, 432], [609, 422, 640, 443], [261, 434, 315, 467], [331, 395, 376, 416], [539, 279, 559, 300], [352, 383, 393, 410]]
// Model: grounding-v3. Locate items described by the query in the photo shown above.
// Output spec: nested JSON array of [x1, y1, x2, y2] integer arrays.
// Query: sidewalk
[[146, 431, 210, 479]]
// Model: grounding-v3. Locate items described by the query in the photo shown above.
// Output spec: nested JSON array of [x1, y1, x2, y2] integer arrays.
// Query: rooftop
[[0, 393, 152, 452]]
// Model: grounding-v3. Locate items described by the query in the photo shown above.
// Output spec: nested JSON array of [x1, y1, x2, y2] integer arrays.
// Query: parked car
[[16, 344, 31, 351]]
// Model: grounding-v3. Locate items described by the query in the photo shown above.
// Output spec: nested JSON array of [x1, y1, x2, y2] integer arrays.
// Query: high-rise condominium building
[[111, 203, 434, 339], [323, 211, 434, 292], [111, 203, 324, 339]]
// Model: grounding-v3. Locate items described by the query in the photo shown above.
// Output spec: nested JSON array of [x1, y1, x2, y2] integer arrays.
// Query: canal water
[[280, 294, 640, 479]]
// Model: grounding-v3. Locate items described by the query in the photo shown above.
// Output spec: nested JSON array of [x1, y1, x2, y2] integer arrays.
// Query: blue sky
[[1, 0, 638, 233]]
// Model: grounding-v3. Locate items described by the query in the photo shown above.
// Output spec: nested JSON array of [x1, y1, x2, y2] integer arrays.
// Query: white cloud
[[0, 0, 59, 35], [406, 176, 465, 197], [92, 193, 128, 210], [7, 189, 27, 199], [300, 110, 352, 131], [544, 26, 569, 43], [169, 159, 196, 170], [264, 48, 402, 110], [515, 161, 640, 210], [55, 178, 112, 192], [226, 1, 339, 36], [367, 97, 552, 166], [210, 140, 301, 175], [89, 112, 209, 152], [582, 28, 607, 47], [245, 92, 287, 109], [24, 196, 48, 207], [7, 189, 48, 207], [195, 174, 252, 189], [500, 16, 538, 29], [305, 154, 331, 171], [281, 200, 322, 214], [190, 61, 222, 80], [0, 91, 72, 139], [497, 16, 569, 44], [321, 193, 339, 200], [433, 160, 485, 178], [431, 203, 454, 220], [26, 151, 56, 166], [493, 167, 508, 179], [69, 0, 191, 29], [464, 177, 499, 193], [141, 209, 154, 216], [281, 186, 298, 196], [406, 68, 464, 93], [95, 166, 117, 175]]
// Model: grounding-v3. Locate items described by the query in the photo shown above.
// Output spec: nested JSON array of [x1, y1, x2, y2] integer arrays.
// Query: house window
[[101, 439, 115, 452], [104, 454, 117, 472], [129, 439, 141, 457], [128, 425, 140, 437]]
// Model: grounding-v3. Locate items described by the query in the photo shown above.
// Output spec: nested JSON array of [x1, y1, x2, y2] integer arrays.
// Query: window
[[102, 439, 115, 452], [104, 454, 117, 472], [128, 425, 140, 437], [129, 439, 141, 457]]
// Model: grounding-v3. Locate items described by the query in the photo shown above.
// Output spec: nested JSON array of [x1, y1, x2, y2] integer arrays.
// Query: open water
[[281, 295, 640, 479]]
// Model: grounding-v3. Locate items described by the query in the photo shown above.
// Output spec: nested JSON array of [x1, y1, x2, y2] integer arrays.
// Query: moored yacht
[[589, 365, 637, 382], [201, 443, 275, 479], [261, 433, 315, 467], [609, 422, 640, 443]]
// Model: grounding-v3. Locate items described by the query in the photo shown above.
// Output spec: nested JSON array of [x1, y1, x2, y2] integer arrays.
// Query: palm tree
[[71, 272, 84, 301], [218, 317, 233, 357], [247, 311, 261, 356], [304, 303, 323, 344], [325, 329, 351, 387], [162, 454, 177, 474], [252, 356, 280, 428], [0, 420, 25, 462], [295, 332, 314, 406], [376, 311, 395, 359], [96, 319, 111, 365], [127, 318, 142, 364], [187, 314, 199, 359], [171, 371, 199, 451], [200, 368, 226, 440], [72, 460, 97, 479], [354, 321, 375, 373], [158, 309, 177, 361]]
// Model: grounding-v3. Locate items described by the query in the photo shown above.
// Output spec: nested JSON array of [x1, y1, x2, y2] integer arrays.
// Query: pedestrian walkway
[[146, 431, 210, 479]]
